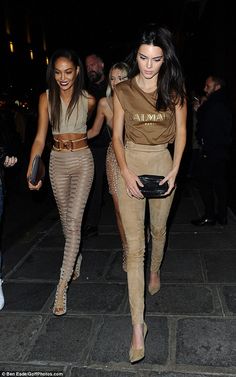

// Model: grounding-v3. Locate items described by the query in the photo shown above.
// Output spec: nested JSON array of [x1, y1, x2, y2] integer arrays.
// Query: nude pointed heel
[[129, 322, 148, 364], [148, 271, 161, 295]]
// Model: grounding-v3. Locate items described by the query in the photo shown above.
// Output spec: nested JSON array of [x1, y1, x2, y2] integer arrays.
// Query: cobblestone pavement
[[0, 180, 236, 377]]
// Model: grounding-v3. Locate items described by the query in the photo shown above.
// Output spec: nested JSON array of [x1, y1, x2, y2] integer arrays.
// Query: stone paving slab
[[0, 314, 44, 362], [83, 234, 122, 250], [9, 247, 63, 280], [146, 285, 221, 316], [71, 369, 137, 377], [89, 316, 134, 365], [1, 180, 236, 375], [168, 232, 233, 250], [2, 186, 57, 250], [89, 316, 169, 366], [2, 214, 60, 278], [78, 250, 124, 281], [2, 233, 55, 277], [36, 229, 122, 251], [170, 223, 228, 233], [221, 286, 236, 314], [9, 248, 125, 283], [149, 373, 236, 377], [203, 251, 236, 282], [0, 364, 234, 377], [142, 317, 169, 366], [37, 232, 64, 248], [26, 316, 95, 364], [1, 282, 55, 311], [169, 197, 198, 224], [176, 318, 236, 367], [104, 252, 127, 282], [160, 250, 204, 283], [69, 369, 236, 377], [2, 243, 38, 277], [58, 283, 128, 314], [224, 226, 236, 242]]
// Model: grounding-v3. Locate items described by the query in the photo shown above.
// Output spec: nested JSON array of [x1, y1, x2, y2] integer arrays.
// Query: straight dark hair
[[46, 48, 85, 131], [126, 24, 186, 111]]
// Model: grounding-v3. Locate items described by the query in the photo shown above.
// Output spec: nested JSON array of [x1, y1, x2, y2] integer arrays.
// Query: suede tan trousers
[[49, 148, 94, 282], [117, 141, 175, 325]]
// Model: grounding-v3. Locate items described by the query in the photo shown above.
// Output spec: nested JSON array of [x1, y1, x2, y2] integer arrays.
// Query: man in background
[[191, 75, 232, 226]]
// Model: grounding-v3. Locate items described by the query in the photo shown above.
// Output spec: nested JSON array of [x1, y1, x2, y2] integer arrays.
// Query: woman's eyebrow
[[138, 52, 163, 59]]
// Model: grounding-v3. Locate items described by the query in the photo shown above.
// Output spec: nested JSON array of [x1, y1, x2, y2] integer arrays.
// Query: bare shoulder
[[38, 92, 48, 110], [88, 95, 96, 111], [98, 97, 112, 116], [85, 92, 96, 113], [84, 91, 96, 107], [39, 92, 47, 104], [98, 97, 108, 108]]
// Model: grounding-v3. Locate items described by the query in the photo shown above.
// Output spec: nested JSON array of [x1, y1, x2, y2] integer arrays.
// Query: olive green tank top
[[47, 90, 88, 135]]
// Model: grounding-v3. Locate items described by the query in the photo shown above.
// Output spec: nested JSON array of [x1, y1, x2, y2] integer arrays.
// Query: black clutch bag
[[138, 175, 169, 198], [29, 155, 45, 185]]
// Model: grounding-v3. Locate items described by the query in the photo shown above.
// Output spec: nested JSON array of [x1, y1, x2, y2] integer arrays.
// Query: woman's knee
[[151, 225, 166, 240], [126, 237, 145, 265], [65, 217, 80, 233]]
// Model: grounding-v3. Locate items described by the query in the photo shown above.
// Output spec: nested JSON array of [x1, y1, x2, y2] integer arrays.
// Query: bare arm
[[87, 94, 96, 118], [27, 92, 49, 189], [87, 98, 106, 139], [112, 92, 143, 199], [162, 99, 187, 195]]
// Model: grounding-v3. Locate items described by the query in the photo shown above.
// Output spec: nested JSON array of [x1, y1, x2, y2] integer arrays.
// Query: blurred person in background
[[0, 114, 18, 310], [191, 75, 232, 226], [83, 54, 110, 238], [87, 61, 129, 270]]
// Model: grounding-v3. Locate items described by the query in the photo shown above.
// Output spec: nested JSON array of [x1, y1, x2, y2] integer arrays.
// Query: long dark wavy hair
[[46, 48, 85, 131], [126, 24, 186, 111]]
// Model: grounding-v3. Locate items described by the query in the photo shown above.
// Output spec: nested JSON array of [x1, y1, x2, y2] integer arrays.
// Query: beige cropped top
[[46, 90, 88, 135], [114, 78, 176, 145]]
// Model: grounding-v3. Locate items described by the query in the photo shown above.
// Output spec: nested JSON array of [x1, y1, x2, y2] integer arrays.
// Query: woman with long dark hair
[[27, 49, 95, 316], [113, 25, 187, 363]]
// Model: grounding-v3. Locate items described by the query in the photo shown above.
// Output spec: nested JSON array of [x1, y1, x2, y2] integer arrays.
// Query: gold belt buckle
[[63, 140, 73, 151]]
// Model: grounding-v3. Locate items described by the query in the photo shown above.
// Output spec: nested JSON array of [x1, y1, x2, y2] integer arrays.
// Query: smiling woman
[[26, 49, 96, 316]]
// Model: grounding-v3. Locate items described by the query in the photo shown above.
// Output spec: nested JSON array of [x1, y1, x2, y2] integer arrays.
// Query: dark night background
[[1, 0, 236, 239], [1, 0, 236, 102]]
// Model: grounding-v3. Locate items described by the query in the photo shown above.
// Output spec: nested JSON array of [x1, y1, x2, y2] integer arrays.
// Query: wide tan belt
[[53, 136, 88, 151]]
